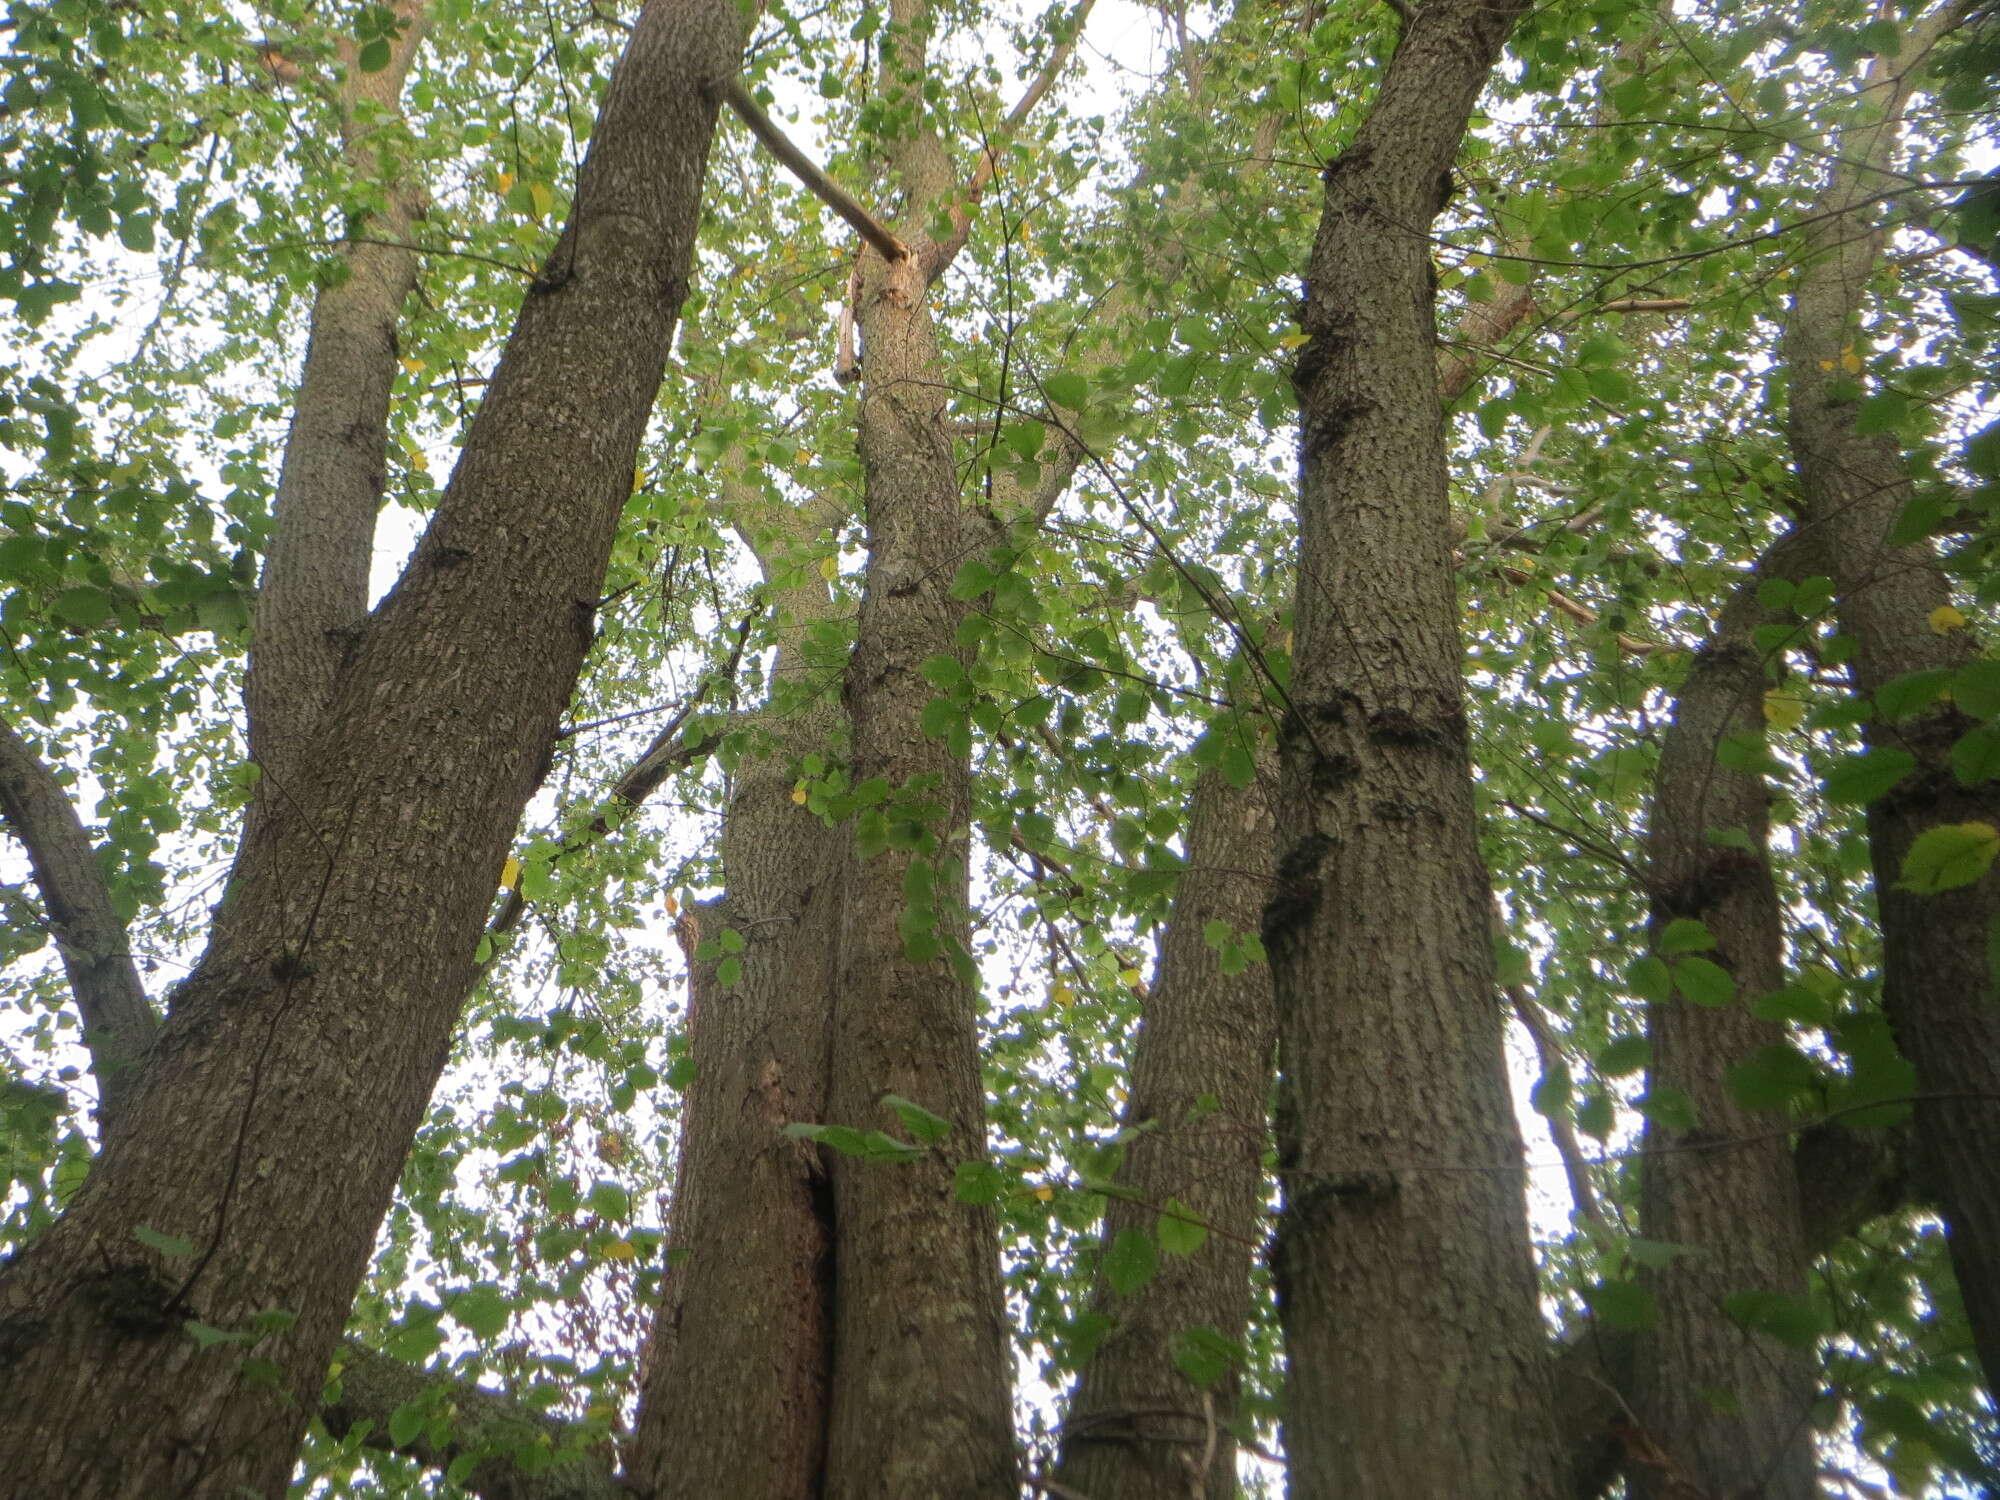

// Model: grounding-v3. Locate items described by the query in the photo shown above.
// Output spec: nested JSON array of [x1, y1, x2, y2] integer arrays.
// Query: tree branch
[[320, 1341, 620, 1500], [0, 715, 158, 1124], [720, 76, 909, 264]]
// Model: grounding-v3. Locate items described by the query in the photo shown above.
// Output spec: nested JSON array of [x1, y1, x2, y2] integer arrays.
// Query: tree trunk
[[1267, 1, 1564, 1493], [1055, 749, 1277, 1500], [629, 463, 847, 1500], [0, 0, 743, 1491], [1778, 4, 2000, 1388], [820, 218, 1017, 1500], [1632, 539, 1815, 1500], [242, 0, 429, 809]]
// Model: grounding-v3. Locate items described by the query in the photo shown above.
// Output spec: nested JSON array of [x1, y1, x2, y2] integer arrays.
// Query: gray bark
[[0, 0, 744, 1490], [628, 463, 848, 1500], [1268, 0, 1564, 1492], [1632, 540, 1815, 1500], [1055, 751, 1278, 1500], [1777, 4, 2000, 1389], [243, 0, 430, 806], [0, 716, 159, 1125]]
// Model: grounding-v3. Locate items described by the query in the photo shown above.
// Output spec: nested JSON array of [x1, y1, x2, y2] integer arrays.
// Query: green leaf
[[388, 1398, 428, 1447], [1585, 1280, 1657, 1331], [53, 586, 114, 627], [586, 1180, 632, 1220], [1104, 1228, 1157, 1296], [1953, 659, 2000, 719], [447, 1283, 511, 1341], [1749, 984, 1832, 1027], [133, 1224, 193, 1258], [1042, 372, 1088, 410], [1156, 1198, 1208, 1257], [1722, 1289, 1825, 1349], [1575, 1091, 1615, 1140], [1624, 1237, 1695, 1270], [358, 36, 391, 71], [1875, 668, 1954, 720], [1822, 747, 1916, 806], [1594, 1034, 1651, 1078], [1727, 1043, 1820, 1111], [1626, 954, 1673, 1005], [881, 1094, 952, 1147], [1672, 955, 1736, 1009], [1171, 1326, 1240, 1388], [1898, 822, 2000, 894], [1638, 1085, 1697, 1133], [1655, 917, 1715, 955], [1952, 725, 2000, 786]]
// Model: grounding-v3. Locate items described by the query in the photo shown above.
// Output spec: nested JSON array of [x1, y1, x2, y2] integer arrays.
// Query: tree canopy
[[1, 0, 1996, 1494]]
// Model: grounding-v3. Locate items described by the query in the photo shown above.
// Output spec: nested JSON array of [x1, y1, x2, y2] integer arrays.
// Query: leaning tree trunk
[[819, 18, 1018, 1489], [1265, 0, 1564, 1493], [1054, 746, 1277, 1500], [1778, 2, 2000, 1389], [1630, 538, 1816, 1500], [0, 0, 745, 1491]]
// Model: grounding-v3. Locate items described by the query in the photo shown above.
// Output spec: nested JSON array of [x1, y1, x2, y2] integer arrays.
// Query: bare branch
[[720, 76, 910, 264], [0, 716, 158, 1124]]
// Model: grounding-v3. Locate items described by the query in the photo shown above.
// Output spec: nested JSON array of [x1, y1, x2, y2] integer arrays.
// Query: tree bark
[[0, 0, 744, 1491], [243, 0, 429, 806], [1267, 0, 1564, 1492], [1055, 749, 1277, 1500], [1632, 539, 1815, 1500], [0, 715, 158, 1125], [628, 460, 848, 1500], [819, 42, 1018, 1493], [1777, 2, 2000, 1389]]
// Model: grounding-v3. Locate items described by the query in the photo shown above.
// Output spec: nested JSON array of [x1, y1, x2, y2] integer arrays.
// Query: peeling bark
[[1632, 539, 1815, 1500], [0, 0, 745, 1490], [1268, 0, 1564, 1491], [1055, 751, 1277, 1500]]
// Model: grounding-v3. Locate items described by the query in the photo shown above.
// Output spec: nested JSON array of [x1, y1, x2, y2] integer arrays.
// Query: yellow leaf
[[400, 357, 425, 375], [1118, 967, 1142, 987], [1817, 359, 1835, 371], [499, 856, 521, 891], [1278, 330, 1312, 350], [664, 892, 679, 915], [818, 556, 839, 581], [601, 1238, 636, 1262], [792, 781, 809, 804], [1930, 605, 1968, 634], [1051, 983, 1074, 1008], [1840, 349, 1863, 374], [1762, 691, 1805, 732], [406, 447, 427, 473], [1033, 1185, 1054, 1202], [528, 182, 553, 221], [496, 171, 514, 194], [632, 467, 647, 492]]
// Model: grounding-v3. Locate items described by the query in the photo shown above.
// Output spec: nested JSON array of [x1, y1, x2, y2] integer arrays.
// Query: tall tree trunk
[[1267, 1, 1564, 1493], [629, 465, 847, 1500], [1055, 748, 1277, 1500], [1777, 2, 2000, 1388], [1632, 538, 1815, 1500], [242, 0, 428, 809], [0, 0, 744, 1490], [821, 159, 1018, 1500]]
